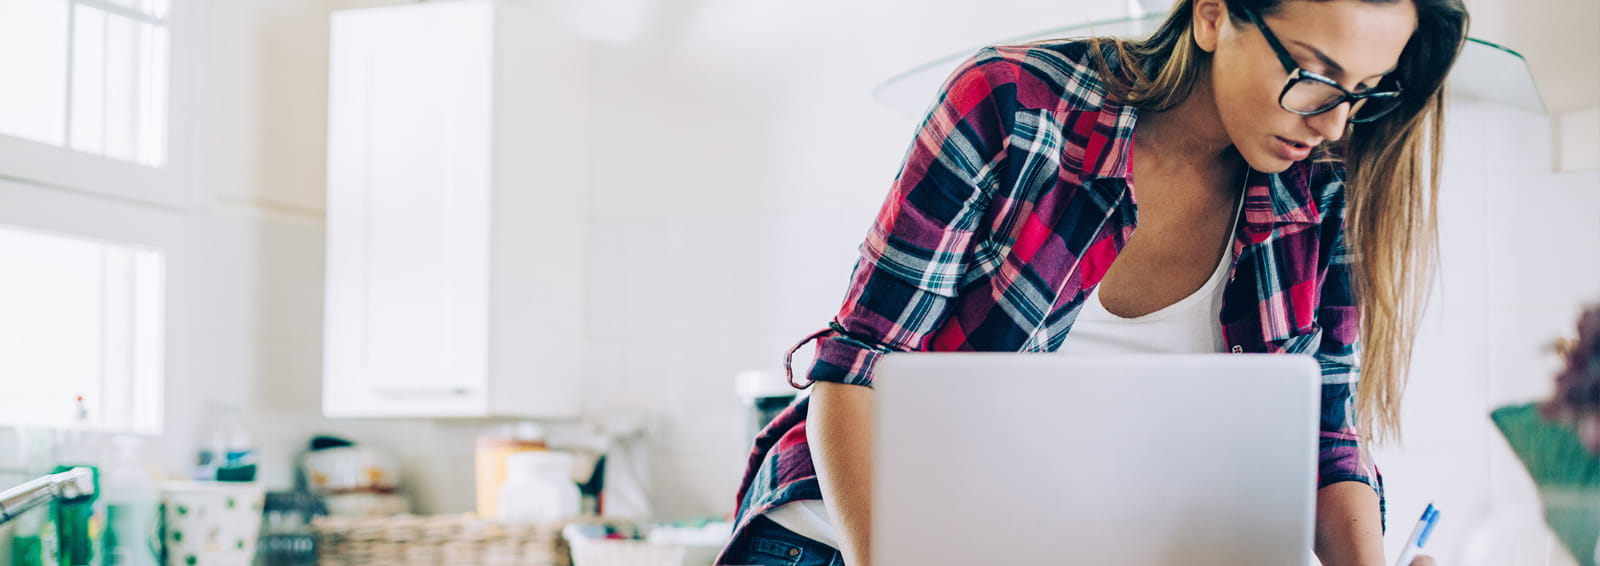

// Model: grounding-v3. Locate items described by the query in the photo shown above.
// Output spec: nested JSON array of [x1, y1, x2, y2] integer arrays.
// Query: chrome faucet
[[0, 467, 96, 526]]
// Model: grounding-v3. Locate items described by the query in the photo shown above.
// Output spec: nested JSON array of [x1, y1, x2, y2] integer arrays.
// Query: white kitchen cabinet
[[323, 0, 585, 418]]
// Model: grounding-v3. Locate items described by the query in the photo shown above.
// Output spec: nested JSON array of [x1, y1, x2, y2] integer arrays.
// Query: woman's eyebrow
[[1288, 39, 1400, 81]]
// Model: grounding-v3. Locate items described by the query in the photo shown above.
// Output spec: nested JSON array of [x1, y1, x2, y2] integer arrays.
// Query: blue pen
[[1393, 502, 1441, 566]]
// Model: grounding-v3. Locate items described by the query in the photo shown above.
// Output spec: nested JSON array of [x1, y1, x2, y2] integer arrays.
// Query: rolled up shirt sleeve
[[1311, 178, 1385, 526]]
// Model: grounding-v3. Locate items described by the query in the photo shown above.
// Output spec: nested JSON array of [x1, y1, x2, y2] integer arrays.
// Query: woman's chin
[[1238, 146, 1296, 174]]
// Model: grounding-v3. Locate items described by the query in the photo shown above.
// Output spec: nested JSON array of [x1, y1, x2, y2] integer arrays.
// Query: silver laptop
[[873, 353, 1319, 566]]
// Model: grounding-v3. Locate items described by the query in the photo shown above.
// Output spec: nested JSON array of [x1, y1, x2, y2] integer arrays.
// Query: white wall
[[184, 0, 489, 515], [172, 1, 1597, 564], [574, 3, 1600, 544], [1373, 100, 1599, 566], [577, 0, 1140, 520], [184, 0, 1135, 517]]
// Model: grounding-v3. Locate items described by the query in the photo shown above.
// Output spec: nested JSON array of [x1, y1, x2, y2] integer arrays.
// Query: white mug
[[159, 481, 264, 566]]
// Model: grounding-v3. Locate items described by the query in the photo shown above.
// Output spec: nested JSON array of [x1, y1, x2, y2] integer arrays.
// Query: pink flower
[[1543, 304, 1600, 453]]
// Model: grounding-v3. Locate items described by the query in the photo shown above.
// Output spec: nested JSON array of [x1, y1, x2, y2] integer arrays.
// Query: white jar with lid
[[498, 450, 581, 522]]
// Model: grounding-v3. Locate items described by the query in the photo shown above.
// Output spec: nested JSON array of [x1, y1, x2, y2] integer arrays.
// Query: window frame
[[0, 0, 201, 210], [0, 0, 204, 436], [0, 175, 186, 435]]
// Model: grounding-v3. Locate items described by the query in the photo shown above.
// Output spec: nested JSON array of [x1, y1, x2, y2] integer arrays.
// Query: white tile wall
[[582, 211, 857, 518], [1433, 101, 1491, 315], [1372, 100, 1600, 566], [1482, 105, 1556, 175], [1400, 313, 1494, 449], [1372, 446, 1491, 562], [1485, 170, 1600, 314], [1558, 108, 1600, 171]]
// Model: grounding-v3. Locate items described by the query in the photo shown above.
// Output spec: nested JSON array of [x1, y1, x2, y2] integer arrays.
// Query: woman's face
[[1198, 0, 1417, 172]]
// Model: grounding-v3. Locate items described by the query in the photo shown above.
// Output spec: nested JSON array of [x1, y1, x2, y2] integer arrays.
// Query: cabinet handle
[[369, 386, 476, 399]]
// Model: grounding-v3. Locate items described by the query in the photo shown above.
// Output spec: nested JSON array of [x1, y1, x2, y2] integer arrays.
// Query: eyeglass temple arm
[[1232, 2, 1302, 74]]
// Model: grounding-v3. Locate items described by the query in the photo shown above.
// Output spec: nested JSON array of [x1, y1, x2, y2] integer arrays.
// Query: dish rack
[[313, 514, 570, 566], [561, 521, 725, 566], [565, 535, 688, 566]]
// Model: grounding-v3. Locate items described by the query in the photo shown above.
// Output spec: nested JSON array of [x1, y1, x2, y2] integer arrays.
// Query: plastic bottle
[[194, 403, 257, 482], [475, 421, 547, 518], [100, 436, 158, 566], [11, 426, 56, 566], [10, 504, 51, 566], [497, 450, 580, 522]]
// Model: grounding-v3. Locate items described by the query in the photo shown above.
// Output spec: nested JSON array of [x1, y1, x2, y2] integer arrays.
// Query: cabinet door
[[324, 2, 493, 417]]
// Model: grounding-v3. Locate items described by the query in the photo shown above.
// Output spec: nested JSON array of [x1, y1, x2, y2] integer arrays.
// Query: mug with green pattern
[[159, 481, 264, 566]]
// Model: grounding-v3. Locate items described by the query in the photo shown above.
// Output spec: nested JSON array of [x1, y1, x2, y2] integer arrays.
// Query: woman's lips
[[1273, 136, 1312, 161]]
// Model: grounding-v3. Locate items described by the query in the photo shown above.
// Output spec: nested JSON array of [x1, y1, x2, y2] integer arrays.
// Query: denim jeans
[[719, 514, 846, 566]]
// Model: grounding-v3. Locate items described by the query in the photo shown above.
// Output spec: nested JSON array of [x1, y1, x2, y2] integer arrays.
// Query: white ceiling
[[1466, 0, 1600, 115]]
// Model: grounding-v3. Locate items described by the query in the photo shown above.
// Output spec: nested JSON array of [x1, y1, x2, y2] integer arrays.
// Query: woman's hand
[[1409, 555, 1438, 566]]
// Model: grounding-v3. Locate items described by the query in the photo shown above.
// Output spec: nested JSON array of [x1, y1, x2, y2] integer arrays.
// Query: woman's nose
[[1305, 103, 1352, 142]]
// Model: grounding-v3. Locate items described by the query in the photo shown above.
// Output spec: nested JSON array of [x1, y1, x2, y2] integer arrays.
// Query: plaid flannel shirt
[[721, 39, 1382, 561]]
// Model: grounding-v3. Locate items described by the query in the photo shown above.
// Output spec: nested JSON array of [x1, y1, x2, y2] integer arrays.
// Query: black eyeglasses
[[1235, 3, 1405, 123]]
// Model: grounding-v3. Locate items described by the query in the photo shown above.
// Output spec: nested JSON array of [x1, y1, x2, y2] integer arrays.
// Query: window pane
[[131, 249, 163, 432], [106, 0, 167, 20], [103, 12, 135, 161], [0, 224, 166, 433], [0, 0, 69, 146], [69, 7, 168, 167], [137, 20, 168, 167], [0, 227, 104, 429], [70, 5, 106, 154]]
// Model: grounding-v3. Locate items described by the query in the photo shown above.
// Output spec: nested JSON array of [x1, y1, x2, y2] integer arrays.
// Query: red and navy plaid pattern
[[721, 40, 1381, 561]]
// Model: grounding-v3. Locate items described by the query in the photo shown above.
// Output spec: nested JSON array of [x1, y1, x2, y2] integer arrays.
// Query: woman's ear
[[1192, 0, 1227, 54]]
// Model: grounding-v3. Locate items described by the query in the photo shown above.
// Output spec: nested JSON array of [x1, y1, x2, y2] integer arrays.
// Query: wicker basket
[[313, 514, 570, 566]]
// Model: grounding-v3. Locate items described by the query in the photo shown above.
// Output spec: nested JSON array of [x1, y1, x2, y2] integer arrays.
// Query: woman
[[719, 0, 1467, 564]]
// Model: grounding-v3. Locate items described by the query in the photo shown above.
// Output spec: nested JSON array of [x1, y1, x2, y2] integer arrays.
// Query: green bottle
[[53, 465, 103, 566], [55, 397, 105, 566]]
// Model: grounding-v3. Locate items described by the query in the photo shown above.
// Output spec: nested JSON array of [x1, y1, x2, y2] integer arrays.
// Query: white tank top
[[1056, 186, 1244, 355], [765, 186, 1245, 546]]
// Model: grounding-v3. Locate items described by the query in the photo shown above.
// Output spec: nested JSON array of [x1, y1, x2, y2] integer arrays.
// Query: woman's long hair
[[1088, 0, 1469, 449]]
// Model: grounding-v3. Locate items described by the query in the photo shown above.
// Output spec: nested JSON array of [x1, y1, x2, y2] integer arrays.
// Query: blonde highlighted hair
[[1086, 0, 1469, 449]]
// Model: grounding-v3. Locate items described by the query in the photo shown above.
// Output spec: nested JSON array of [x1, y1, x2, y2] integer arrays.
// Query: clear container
[[10, 426, 57, 566], [498, 450, 580, 522], [55, 397, 103, 469], [475, 422, 547, 518], [194, 403, 256, 482], [101, 436, 158, 566]]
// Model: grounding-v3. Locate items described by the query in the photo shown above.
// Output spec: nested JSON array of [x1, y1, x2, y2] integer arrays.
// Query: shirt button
[[788, 548, 800, 557], [1231, 345, 1243, 353]]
